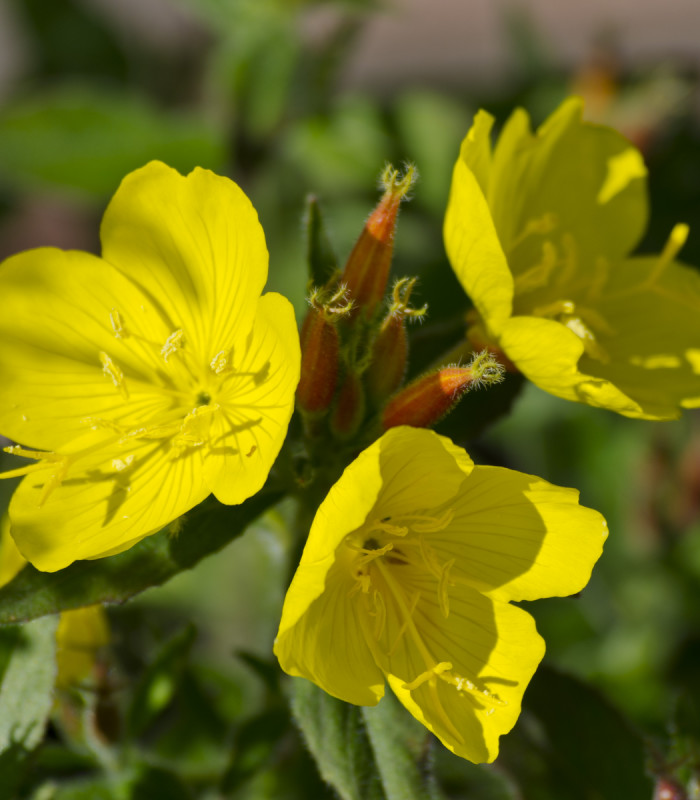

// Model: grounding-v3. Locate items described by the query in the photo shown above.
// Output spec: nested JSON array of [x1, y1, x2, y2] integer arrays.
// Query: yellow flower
[[274, 427, 607, 763], [444, 97, 700, 419], [0, 162, 300, 571], [0, 515, 109, 689]]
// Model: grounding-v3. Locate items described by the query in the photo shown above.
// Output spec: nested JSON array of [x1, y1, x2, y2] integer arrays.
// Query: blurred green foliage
[[0, 0, 700, 798]]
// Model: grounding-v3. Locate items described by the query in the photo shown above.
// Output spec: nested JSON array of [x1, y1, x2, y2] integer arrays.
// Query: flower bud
[[382, 352, 504, 430], [330, 371, 365, 439], [296, 306, 340, 416], [341, 164, 416, 318], [366, 278, 426, 405]]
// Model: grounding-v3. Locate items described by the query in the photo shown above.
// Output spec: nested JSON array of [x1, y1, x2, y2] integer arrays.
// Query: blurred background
[[0, 1, 700, 797]]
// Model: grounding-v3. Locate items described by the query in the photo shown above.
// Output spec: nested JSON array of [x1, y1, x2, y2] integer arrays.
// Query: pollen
[[161, 329, 185, 362], [99, 351, 129, 400], [210, 349, 230, 374]]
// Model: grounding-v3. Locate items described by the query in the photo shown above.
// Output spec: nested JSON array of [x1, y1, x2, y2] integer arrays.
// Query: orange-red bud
[[330, 371, 365, 439], [341, 165, 416, 317], [296, 307, 340, 415], [366, 315, 407, 405], [382, 353, 504, 430]]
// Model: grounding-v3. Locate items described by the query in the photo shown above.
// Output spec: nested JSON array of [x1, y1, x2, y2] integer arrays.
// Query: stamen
[[531, 299, 575, 318], [402, 661, 452, 691], [387, 591, 421, 656], [99, 352, 129, 400], [39, 459, 71, 505], [408, 508, 454, 533], [418, 534, 443, 579], [171, 403, 220, 452], [371, 589, 386, 640], [161, 330, 185, 362], [510, 212, 558, 249], [438, 558, 455, 618], [210, 349, 231, 374], [110, 309, 126, 339], [643, 223, 689, 288], [562, 315, 611, 363], [513, 241, 558, 295], [371, 520, 409, 537], [440, 671, 507, 707]]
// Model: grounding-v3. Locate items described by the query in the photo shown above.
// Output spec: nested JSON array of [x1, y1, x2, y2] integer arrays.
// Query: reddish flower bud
[[330, 371, 365, 439], [367, 277, 426, 404], [296, 307, 340, 415], [342, 165, 416, 318], [367, 315, 407, 405], [382, 353, 504, 430]]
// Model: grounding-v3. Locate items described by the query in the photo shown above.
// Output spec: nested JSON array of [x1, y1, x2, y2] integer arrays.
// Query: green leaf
[[290, 680, 438, 800], [0, 86, 226, 197], [304, 194, 339, 287], [0, 616, 58, 799], [126, 625, 197, 739], [0, 490, 282, 626], [290, 678, 383, 800], [362, 691, 438, 800]]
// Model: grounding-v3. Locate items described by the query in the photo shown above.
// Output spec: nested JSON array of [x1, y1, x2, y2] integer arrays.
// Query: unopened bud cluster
[[296, 164, 507, 444]]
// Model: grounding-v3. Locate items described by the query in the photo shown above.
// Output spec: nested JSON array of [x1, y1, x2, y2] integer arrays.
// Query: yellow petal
[[430, 465, 608, 602], [0, 247, 181, 450], [0, 512, 26, 587], [9, 429, 209, 571], [101, 161, 268, 366], [444, 128, 514, 336], [577, 255, 700, 419], [374, 427, 474, 522], [56, 605, 110, 689], [458, 109, 494, 195], [204, 292, 300, 505], [498, 98, 648, 267], [274, 558, 385, 706], [498, 316, 643, 416], [384, 581, 544, 763]]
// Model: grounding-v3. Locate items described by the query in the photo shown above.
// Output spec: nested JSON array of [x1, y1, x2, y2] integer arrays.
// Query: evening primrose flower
[[274, 427, 607, 763], [444, 97, 700, 419], [0, 162, 300, 571]]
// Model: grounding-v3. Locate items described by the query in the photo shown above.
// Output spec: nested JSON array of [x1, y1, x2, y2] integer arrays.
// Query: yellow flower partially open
[[444, 97, 700, 419], [274, 427, 607, 763], [0, 162, 300, 571]]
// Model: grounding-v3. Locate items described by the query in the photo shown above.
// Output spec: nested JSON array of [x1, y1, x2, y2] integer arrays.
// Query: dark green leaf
[[222, 707, 290, 793], [500, 665, 653, 800], [304, 195, 339, 287], [0, 490, 282, 626], [126, 625, 196, 739], [130, 765, 192, 800]]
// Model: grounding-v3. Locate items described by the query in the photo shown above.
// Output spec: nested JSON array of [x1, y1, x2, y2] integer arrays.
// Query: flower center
[[0, 309, 267, 504], [345, 510, 506, 725]]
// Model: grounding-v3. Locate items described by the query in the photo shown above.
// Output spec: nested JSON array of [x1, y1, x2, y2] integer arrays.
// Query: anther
[[161, 329, 185, 362], [110, 309, 126, 339], [210, 349, 230, 374], [99, 352, 129, 400]]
